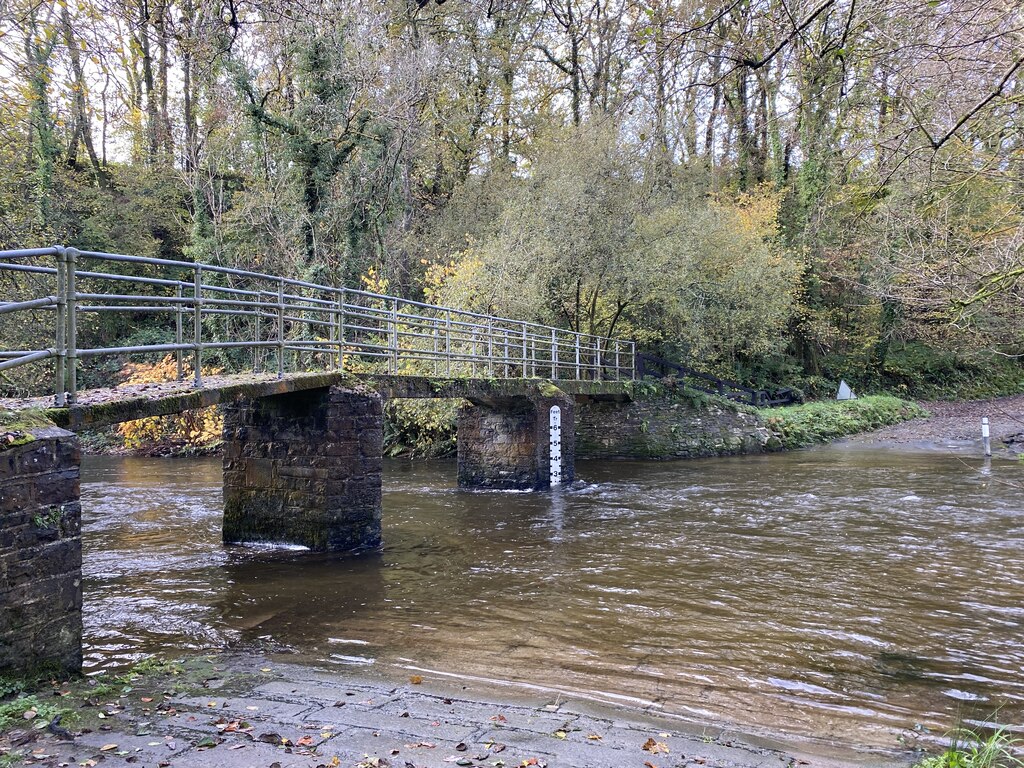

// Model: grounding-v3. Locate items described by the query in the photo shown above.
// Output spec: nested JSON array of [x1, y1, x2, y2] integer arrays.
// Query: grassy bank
[[760, 395, 928, 449], [914, 726, 1021, 768]]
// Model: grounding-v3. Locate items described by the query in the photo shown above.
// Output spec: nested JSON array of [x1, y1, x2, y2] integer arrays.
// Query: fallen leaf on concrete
[[642, 738, 669, 754], [409, 675, 423, 685], [404, 742, 436, 749], [587, 734, 602, 741], [100, 744, 118, 751], [644, 762, 658, 768], [296, 736, 314, 746], [455, 742, 468, 751]]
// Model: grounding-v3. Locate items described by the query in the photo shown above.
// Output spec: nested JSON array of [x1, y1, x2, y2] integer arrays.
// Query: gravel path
[[850, 394, 1024, 451]]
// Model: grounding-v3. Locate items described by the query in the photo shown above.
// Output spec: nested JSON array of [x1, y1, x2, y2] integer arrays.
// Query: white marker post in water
[[982, 417, 992, 457]]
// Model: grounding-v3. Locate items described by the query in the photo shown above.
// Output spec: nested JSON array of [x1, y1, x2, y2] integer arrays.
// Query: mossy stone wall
[[575, 395, 781, 460]]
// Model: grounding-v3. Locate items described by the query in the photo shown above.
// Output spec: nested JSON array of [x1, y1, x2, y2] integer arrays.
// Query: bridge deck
[[0, 373, 632, 431]]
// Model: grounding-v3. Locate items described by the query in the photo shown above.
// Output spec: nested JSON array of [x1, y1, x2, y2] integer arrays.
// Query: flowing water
[[81, 448, 1024, 750]]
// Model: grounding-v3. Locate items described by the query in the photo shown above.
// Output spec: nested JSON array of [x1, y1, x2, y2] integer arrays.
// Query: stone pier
[[0, 420, 82, 673], [222, 384, 383, 552], [457, 386, 574, 490]]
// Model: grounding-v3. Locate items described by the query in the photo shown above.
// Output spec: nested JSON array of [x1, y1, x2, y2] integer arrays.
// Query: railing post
[[390, 298, 399, 374], [193, 266, 203, 387], [614, 342, 620, 381], [175, 283, 184, 381], [276, 278, 284, 379], [445, 311, 451, 377], [486, 317, 493, 377], [575, 333, 581, 380], [550, 328, 557, 379], [521, 323, 527, 378], [65, 247, 78, 404], [503, 328, 509, 378], [432, 319, 439, 377], [54, 247, 67, 407], [337, 291, 346, 372], [329, 295, 337, 371]]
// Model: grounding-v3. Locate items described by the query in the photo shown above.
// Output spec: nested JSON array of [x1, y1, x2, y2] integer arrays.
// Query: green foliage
[[30, 507, 62, 529], [0, 695, 71, 731], [2, 0, 1022, 418], [640, 188, 802, 372], [760, 396, 928, 449], [384, 399, 457, 457], [915, 727, 1022, 768], [876, 344, 1024, 401]]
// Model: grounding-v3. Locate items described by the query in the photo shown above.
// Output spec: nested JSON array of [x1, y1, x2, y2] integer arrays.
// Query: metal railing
[[0, 246, 636, 406]]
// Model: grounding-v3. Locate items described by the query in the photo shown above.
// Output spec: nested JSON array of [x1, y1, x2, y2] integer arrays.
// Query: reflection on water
[[81, 448, 1024, 748]]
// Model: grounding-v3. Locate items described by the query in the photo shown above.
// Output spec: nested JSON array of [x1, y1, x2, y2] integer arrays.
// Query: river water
[[80, 448, 1024, 750]]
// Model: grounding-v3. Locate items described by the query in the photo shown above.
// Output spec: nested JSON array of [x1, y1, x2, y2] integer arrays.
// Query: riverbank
[[846, 394, 1024, 455], [0, 651, 913, 768]]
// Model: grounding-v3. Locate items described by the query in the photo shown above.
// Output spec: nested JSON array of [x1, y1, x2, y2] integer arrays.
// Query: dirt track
[[852, 394, 1024, 449]]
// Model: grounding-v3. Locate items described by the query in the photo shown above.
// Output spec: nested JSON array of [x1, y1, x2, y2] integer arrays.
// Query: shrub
[[760, 395, 927, 449]]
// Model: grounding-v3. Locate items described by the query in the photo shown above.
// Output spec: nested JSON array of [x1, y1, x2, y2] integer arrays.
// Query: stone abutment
[[0, 424, 82, 674], [222, 384, 384, 552], [456, 388, 575, 490]]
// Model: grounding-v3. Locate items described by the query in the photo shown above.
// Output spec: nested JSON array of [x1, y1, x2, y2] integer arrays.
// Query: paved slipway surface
[[4, 654, 908, 768], [15, 396, 1021, 768], [847, 394, 1024, 452]]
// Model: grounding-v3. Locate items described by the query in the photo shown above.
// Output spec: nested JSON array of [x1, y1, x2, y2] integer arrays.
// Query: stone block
[[222, 385, 383, 552], [0, 426, 82, 674], [457, 386, 574, 490], [574, 392, 778, 460]]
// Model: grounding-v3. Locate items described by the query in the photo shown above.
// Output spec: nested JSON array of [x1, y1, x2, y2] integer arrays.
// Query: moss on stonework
[[535, 380, 564, 398], [0, 408, 58, 448]]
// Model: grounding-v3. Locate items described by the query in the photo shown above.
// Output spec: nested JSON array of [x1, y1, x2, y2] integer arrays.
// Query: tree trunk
[[60, 3, 109, 186]]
